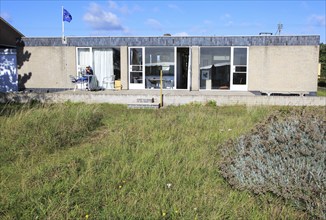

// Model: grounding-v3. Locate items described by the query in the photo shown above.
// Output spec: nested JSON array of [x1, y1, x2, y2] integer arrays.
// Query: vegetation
[[220, 107, 326, 219], [318, 87, 326, 96], [320, 43, 326, 79], [0, 102, 322, 219], [319, 43, 326, 89]]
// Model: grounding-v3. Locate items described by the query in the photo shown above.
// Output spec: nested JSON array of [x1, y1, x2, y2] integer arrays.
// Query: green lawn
[[317, 87, 326, 96], [0, 103, 309, 219]]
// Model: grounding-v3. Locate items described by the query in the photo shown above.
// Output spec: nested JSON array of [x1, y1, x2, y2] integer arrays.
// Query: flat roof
[[22, 35, 320, 47]]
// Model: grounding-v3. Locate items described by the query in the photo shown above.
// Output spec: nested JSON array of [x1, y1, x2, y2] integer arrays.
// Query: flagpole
[[62, 6, 64, 43]]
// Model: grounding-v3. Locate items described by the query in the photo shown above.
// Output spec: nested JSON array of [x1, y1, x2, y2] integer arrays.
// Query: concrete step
[[136, 98, 155, 103], [127, 103, 160, 109]]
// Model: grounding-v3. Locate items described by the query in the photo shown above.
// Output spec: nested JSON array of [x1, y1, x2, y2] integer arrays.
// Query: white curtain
[[93, 49, 114, 88], [77, 48, 91, 75], [78, 48, 91, 67]]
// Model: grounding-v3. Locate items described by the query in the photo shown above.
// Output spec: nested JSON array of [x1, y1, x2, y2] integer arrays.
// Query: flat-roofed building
[[18, 35, 320, 96]]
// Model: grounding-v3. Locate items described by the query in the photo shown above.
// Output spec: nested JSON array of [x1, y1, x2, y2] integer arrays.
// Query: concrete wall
[[18, 46, 76, 90], [1, 92, 325, 106], [120, 46, 128, 90], [191, 46, 199, 91], [248, 46, 319, 93]]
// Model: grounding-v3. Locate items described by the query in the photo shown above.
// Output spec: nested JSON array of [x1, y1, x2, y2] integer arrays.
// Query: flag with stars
[[63, 8, 72, 22]]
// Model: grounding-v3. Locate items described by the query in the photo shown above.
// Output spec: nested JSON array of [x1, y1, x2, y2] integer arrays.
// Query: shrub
[[205, 100, 217, 107], [318, 80, 326, 87], [219, 107, 326, 219]]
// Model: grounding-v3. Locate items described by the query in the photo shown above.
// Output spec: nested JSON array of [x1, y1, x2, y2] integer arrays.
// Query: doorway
[[128, 47, 145, 89], [176, 47, 189, 89], [230, 47, 248, 91]]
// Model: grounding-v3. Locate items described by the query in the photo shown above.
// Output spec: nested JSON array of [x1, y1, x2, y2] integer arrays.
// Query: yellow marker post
[[160, 69, 163, 107]]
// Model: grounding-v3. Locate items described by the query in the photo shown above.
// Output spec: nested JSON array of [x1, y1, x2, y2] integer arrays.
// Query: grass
[[317, 87, 326, 96], [0, 102, 310, 219]]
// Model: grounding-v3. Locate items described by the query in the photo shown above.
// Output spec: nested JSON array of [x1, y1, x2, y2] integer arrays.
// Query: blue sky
[[1, 0, 325, 43]]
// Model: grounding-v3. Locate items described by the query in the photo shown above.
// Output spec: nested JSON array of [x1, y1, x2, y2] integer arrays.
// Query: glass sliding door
[[200, 47, 231, 90], [93, 49, 114, 89], [230, 47, 248, 91], [129, 47, 144, 89], [145, 47, 175, 89]]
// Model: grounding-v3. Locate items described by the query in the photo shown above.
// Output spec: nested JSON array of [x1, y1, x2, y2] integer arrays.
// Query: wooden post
[[160, 69, 163, 107]]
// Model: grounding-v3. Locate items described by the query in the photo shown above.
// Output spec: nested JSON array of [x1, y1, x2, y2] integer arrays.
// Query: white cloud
[[83, 2, 124, 31], [108, 0, 118, 9], [145, 18, 163, 30], [220, 13, 231, 20], [108, 0, 142, 14], [308, 15, 326, 26]]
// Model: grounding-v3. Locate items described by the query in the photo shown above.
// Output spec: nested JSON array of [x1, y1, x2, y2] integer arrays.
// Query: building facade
[[0, 17, 24, 92], [18, 35, 320, 95]]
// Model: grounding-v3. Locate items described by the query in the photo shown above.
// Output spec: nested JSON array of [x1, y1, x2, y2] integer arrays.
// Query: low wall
[[1, 92, 325, 107]]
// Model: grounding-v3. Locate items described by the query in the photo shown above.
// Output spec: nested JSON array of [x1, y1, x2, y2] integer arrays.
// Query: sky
[[1, 0, 325, 43]]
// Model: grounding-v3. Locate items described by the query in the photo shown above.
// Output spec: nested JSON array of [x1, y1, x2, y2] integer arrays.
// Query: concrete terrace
[[1, 89, 325, 107]]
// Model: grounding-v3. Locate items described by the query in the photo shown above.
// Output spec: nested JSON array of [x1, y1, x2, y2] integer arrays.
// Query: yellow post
[[160, 69, 163, 107]]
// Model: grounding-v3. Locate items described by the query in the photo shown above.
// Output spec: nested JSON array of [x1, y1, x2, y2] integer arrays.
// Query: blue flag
[[63, 8, 72, 22]]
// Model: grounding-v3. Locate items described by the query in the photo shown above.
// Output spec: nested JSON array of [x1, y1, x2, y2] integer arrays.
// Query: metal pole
[[160, 69, 163, 107], [62, 6, 64, 42]]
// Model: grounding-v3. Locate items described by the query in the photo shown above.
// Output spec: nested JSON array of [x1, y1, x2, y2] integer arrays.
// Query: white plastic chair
[[102, 75, 115, 90], [69, 75, 78, 91]]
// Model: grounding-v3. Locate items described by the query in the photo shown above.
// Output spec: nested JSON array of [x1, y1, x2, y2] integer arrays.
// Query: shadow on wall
[[17, 49, 31, 69], [18, 72, 32, 91], [17, 47, 32, 91]]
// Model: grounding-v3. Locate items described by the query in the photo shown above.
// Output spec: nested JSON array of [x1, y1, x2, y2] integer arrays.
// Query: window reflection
[[145, 47, 175, 89], [234, 48, 247, 65], [200, 47, 231, 90]]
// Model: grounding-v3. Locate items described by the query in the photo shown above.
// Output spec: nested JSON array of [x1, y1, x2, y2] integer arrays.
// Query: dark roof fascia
[[0, 44, 17, 49], [22, 35, 320, 47], [0, 17, 25, 37]]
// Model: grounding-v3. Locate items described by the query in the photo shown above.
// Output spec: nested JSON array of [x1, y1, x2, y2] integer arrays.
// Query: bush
[[219, 107, 326, 219], [318, 79, 326, 87]]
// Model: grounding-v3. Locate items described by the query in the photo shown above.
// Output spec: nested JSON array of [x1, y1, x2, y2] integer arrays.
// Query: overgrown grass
[[0, 103, 311, 219]]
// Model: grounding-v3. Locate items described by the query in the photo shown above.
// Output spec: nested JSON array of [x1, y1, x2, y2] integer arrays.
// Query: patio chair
[[69, 75, 78, 91], [102, 75, 115, 90]]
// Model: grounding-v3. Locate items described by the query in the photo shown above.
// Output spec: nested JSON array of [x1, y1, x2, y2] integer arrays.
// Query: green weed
[[317, 87, 326, 96]]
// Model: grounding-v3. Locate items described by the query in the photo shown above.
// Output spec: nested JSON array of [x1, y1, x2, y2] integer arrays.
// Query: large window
[[200, 47, 231, 90], [128, 46, 189, 90], [232, 48, 247, 85], [76, 47, 120, 89], [145, 47, 175, 89]]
